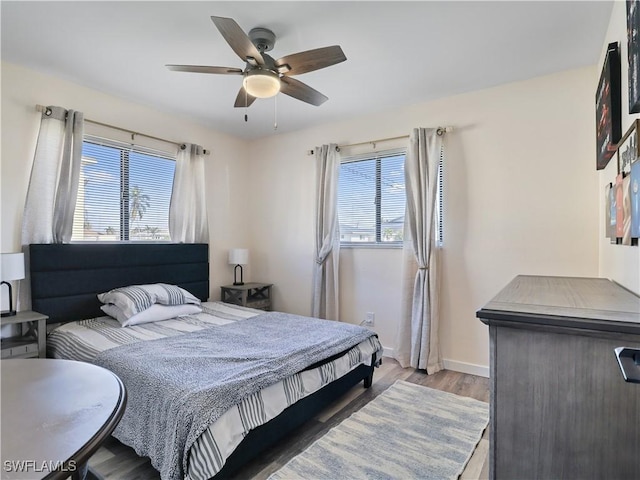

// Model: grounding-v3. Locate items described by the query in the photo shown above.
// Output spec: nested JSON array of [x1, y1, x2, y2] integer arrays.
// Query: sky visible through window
[[75, 141, 175, 240]]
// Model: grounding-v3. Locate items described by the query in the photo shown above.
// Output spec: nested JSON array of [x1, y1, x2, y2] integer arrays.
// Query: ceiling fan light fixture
[[243, 70, 281, 98]]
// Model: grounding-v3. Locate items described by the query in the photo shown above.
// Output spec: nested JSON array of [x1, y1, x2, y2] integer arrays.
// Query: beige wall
[[0, 62, 252, 300], [598, 1, 640, 294], [246, 66, 600, 372]]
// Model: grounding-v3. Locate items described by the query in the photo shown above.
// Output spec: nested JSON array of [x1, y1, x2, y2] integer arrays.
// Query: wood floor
[[89, 358, 490, 479]]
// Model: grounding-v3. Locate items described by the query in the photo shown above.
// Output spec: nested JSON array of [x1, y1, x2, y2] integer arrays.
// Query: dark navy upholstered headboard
[[29, 243, 209, 324]]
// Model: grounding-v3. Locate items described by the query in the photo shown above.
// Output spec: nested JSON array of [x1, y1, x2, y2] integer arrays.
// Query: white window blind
[[71, 136, 176, 241], [338, 149, 407, 245], [435, 146, 444, 247]]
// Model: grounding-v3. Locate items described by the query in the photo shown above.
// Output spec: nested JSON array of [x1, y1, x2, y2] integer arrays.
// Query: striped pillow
[[155, 283, 199, 307], [98, 283, 201, 319]]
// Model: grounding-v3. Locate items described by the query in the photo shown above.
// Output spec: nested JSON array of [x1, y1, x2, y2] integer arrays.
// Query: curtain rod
[[306, 126, 453, 155], [35, 104, 210, 155]]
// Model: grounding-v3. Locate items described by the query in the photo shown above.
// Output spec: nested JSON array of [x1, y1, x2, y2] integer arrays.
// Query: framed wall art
[[623, 173, 632, 245], [627, 0, 640, 113], [606, 182, 616, 241], [618, 119, 639, 174], [631, 159, 640, 239], [596, 42, 622, 170], [616, 173, 625, 239]]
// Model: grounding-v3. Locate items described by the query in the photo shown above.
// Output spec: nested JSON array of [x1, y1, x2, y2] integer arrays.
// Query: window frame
[[338, 145, 444, 249]]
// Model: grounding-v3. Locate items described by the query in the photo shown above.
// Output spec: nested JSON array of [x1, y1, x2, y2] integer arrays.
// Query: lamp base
[[1, 281, 17, 318], [233, 264, 245, 286]]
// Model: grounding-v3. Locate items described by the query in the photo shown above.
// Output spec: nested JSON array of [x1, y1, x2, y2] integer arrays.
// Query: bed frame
[[29, 243, 376, 478]]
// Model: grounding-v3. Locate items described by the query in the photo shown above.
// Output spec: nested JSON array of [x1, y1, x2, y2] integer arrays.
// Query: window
[[338, 149, 406, 245], [71, 136, 176, 241], [338, 147, 444, 247]]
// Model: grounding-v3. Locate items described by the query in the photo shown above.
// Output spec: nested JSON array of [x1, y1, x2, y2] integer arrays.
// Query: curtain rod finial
[[437, 126, 454, 136]]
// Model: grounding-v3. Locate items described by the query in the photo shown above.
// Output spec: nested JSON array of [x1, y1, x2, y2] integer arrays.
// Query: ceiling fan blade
[[210, 16, 264, 65], [275, 46, 346, 76], [166, 65, 243, 75], [234, 86, 257, 108], [280, 77, 328, 106]]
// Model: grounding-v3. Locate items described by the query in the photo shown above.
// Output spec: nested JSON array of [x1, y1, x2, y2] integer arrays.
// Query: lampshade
[[243, 70, 280, 98], [228, 249, 249, 265], [1, 253, 25, 281]]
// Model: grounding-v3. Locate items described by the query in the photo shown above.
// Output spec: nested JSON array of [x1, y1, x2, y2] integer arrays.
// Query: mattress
[[47, 301, 382, 479]]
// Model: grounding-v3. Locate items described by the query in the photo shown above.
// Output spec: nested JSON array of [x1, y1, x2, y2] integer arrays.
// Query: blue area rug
[[269, 380, 489, 480]]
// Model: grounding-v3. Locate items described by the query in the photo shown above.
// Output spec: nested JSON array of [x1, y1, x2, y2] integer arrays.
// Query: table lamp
[[1, 252, 25, 317], [228, 249, 248, 286]]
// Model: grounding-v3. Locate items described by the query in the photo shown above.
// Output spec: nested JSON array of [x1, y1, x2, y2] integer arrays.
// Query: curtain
[[311, 144, 340, 320], [395, 128, 443, 373], [21, 106, 84, 244], [20, 106, 84, 309], [169, 143, 209, 243]]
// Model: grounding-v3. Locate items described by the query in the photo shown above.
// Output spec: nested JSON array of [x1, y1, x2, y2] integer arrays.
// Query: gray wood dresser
[[477, 275, 640, 480]]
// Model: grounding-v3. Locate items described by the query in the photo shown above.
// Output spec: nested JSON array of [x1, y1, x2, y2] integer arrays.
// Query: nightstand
[[0, 311, 48, 359], [221, 283, 273, 311]]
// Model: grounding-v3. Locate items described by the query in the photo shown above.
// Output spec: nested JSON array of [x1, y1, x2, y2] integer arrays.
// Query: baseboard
[[381, 348, 489, 378], [442, 359, 489, 378]]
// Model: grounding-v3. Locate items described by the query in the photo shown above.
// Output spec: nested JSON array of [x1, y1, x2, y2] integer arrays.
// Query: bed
[[29, 243, 382, 479]]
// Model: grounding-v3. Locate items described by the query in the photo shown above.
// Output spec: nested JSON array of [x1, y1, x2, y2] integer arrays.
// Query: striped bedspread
[[47, 301, 382, 479]]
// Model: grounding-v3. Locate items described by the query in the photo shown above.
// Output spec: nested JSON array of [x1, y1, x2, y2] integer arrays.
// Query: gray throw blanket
[[93, 312, 377, 480]]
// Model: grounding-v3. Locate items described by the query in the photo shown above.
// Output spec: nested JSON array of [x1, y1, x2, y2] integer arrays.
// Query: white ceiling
[[1, 1, 613, 140]]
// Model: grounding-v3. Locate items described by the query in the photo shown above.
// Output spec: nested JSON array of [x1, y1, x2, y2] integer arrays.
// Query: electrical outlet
[[364, 312, 375, 326]]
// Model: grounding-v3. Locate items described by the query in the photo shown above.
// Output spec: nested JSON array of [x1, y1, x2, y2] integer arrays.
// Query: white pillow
[[101, 303, 202, 327], [97, 283, 201, 319]]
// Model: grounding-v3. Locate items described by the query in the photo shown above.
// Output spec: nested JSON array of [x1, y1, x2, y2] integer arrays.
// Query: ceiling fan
[[167, 16, 346, 108]]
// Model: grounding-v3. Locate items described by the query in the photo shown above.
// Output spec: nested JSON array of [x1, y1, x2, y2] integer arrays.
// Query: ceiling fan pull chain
[[244, 74, 249, 122], [274, 94, 278, 131]]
